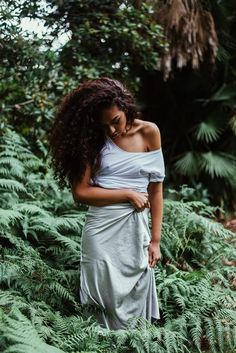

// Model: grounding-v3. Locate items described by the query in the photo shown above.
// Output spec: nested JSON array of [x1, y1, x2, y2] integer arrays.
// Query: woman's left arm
[[144, 122, 164, 268], [147, 180, 163, 268]]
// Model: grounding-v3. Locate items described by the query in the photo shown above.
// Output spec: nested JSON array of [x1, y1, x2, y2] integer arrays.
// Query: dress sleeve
[[148, 149, 165, 183]]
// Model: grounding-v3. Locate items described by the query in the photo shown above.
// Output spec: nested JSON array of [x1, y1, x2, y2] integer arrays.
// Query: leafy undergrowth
[[0, 129, 235, 353]]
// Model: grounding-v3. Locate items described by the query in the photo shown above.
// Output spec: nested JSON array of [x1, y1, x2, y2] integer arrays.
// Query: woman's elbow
[[71, 186, 87, 203]]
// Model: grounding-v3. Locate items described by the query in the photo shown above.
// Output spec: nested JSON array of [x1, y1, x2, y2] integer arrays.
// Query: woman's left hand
[[148, 241, 161, 268]]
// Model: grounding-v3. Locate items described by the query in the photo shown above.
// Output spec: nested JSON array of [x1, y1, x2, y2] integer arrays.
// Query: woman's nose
[[109, 126, 116, 134]]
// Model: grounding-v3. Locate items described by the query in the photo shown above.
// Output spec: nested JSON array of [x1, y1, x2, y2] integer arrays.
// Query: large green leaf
[[194, 121, 223, 143], [199, 152, 236, 178], [174, 152, 200, 175], [209, 84, 236, 102]]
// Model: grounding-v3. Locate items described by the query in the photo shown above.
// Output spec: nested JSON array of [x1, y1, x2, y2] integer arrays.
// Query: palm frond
[[174, 152, 200, 175], [194, 121, 223, 143], [209, 83, 236, 102], [199, 152, 236, 178]]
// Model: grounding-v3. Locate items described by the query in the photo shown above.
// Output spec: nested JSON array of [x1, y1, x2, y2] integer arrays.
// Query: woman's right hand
[[127, 190, 150, 212]]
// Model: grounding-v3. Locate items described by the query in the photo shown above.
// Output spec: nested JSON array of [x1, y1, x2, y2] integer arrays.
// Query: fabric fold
[[90, 136, 165, 192], [79, 203, 160, 330]]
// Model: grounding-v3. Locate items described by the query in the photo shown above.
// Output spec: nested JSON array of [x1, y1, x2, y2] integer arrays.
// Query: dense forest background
[[0, 1, 236, 352]]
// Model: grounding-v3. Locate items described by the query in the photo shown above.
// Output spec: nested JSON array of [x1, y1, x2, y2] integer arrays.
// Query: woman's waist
[[88, 202, 134, 212], [86, 202, 150, 217]]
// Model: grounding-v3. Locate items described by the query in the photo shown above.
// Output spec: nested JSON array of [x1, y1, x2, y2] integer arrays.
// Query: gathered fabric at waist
[[81, 202, 151, 273], [87, 202, 150, 215]]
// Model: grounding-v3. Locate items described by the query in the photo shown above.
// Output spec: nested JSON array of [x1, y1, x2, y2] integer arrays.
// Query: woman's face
[[100, 104, 127, 139]]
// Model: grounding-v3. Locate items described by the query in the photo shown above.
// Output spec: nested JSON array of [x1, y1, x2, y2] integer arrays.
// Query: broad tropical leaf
[[174, 152, 200, 175], [194, 121, 223, 143], [199, 152, 236, 178]]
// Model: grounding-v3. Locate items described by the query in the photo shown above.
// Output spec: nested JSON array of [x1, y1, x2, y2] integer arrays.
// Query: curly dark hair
[[48, 77, 140, 190]]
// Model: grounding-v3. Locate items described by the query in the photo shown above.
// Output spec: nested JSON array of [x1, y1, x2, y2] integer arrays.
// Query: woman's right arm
[[71, 163, 132, 206], [71, 163, 149, 208]]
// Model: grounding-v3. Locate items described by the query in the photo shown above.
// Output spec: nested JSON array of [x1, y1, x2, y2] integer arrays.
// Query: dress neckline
[[107, 136, 162, 154]]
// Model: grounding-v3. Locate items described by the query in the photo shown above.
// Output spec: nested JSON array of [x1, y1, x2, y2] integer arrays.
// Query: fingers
[[149, 257, 158, 267], [149, 259, 157, 268], [136, 198, 150, 212], [136, 204, 150, 212], [148, 252, 160, 267], [149, 252, 155, 267], [132, 192, 150, 212]]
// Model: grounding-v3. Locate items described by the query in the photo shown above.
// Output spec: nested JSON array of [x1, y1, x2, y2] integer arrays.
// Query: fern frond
[[1, 307, 65, 353], [0, 290, 29, 311], [0, 157, 24, 178], [48, 283, 75, 304], [0, 208, 23, 227], [0, 179, 27, 193], [189, 313, 202, 351], [13, 203, 49, 217], [204, 317, 217, 353]]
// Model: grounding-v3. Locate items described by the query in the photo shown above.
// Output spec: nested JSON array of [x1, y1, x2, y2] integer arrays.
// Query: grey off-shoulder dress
[[79, 136, 165, 330]]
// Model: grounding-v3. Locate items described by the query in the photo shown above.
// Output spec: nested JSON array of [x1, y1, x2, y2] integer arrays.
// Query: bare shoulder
[[141, 121, 162, 151]]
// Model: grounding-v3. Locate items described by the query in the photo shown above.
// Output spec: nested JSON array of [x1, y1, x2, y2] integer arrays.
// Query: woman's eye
[[114, 119, 120, 124]]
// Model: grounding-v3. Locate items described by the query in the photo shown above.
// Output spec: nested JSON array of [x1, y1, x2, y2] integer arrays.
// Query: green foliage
[[0, 128, 235, 353], [1, 2, 78, 148], [1, 307, 65, 353], [167, 184, 211, 205], [1, 0, 236, 210], [1, 0, 236, 349], [194, 120, 223, 143], [175, 151, 236, 179], [27, 0, 166, 82], [0, 0, 167, 150], [138, 0, 236, 211]]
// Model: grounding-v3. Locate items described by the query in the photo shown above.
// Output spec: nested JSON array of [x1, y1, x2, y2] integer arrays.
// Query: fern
[[0, 128, 236, 353], [0, 208, 23, 227], [0, 307, 65, 353], [0, 157, 25, 178], [0, 179, 27, 193]]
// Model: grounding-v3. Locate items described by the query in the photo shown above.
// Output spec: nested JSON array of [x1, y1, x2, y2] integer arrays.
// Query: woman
[[49, 77, 165, 330]]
